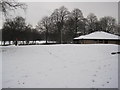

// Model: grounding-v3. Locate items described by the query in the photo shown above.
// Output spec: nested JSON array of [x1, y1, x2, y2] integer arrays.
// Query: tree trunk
[[3, 41, 5, 46], [46, 28, 48, 44], [75, 18, 78, 37], [22, 41, 24, 45]]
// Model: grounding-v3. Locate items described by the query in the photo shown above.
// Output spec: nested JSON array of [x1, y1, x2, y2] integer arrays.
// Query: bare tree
[[0, 0, 27, 16], [70, 8, 83, 36], [117, 24, 120, 36], [2, 16, 26, 45], [51, 6, 70, 44], [37, 16, 51, 44], [87, 13, 98, 33], [100, 16, 116, 33], [81, 18, 88, 35]]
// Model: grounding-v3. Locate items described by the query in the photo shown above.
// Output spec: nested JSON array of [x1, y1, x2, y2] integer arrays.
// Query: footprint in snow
[[22, 75, 28, 78], [109, 77, 112, 80], [96, 71, 98, 73], [64, 66, 67, 68], [49, 52, 52, 55], [2, 50, 6, 52], [104, 65, 106, 67], [102, 84, 105, 87], [45, 74, 48, 77], [92, 80, 95, 82], [49, 68, 52, 71], [18, 81, 20, 84], [38, 72, 42, 74], [98, 67, 101, 70], [11, 75, 15, 77], [90, 60, 95, 62], [18, 81, 25, 85], [93, 74, 97, 77], [106, 81, 109, 83], [5, 80, 12, 83]]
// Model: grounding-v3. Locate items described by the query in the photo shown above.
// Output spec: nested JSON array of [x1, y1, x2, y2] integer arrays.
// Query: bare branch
[[0, 0, 27, 17]]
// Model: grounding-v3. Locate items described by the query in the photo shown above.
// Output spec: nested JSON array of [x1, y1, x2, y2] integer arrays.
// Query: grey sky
[[26, 2, 118, 27], [0, 2, 118, 29]]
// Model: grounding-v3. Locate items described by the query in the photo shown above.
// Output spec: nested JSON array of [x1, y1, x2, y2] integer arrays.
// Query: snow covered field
[[2, 44, 118, 88]]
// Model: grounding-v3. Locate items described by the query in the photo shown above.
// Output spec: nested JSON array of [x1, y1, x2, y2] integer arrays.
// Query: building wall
[[84, 40, 96, 44], [108, 40, 120, 45], [74, 39, 120, 45]]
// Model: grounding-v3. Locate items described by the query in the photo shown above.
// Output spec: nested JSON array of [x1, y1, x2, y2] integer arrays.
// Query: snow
[[74, 31, 120, 40], [2, 44, 118, 88], [0, 41, 57, 46]]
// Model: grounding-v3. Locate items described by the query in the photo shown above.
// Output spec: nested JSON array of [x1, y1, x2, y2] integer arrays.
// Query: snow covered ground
[[2, 44, 118, 88]]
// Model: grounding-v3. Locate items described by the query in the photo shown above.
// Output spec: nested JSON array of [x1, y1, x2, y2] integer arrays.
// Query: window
[[99, 40, 103, 43], [104, 40, 108, 44], [94, 40, 98, 43]]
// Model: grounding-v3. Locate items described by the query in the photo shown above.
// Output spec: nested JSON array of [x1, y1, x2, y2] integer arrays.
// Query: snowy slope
[[2, 44, 118, 88]]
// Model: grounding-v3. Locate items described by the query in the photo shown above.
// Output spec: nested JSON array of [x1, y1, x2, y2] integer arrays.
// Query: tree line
[[1, 16, 41, 45], [1, 6, 120, 45]]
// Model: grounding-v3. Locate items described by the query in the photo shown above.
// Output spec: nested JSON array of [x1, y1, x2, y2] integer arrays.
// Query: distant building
[[73, 31, 120, 45]]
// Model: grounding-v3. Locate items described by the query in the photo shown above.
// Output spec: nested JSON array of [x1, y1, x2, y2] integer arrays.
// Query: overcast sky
[[0, 1, 118, 29]]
